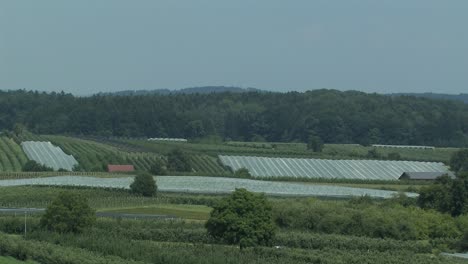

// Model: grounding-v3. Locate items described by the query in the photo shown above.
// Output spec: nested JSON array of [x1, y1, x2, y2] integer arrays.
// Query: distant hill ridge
[[391, 93, 468, 104], [1, 88, 468, 147], [100, 86, 265, 96], [102, 89, 468, 104]]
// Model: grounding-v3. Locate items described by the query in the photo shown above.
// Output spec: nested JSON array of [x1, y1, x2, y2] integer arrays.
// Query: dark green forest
[[1, 89, 468, 147]]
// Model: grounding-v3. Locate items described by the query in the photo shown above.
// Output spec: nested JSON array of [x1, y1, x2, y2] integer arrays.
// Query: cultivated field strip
[[43, 135, 163, 172], [190, 155, 228, 174], [219, 155, 450, 180], [21, 141, 78, 171], [0, 137, 29, 172], [0, 175, 417, 199]]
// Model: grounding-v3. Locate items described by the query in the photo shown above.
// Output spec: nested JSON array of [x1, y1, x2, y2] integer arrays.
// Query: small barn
[[107, 164, 135, 173], [399, 171, 455, 180]]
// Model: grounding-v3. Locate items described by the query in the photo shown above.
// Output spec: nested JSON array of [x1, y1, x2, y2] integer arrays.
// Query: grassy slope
[[41, 135, 163, 172], [0, 137, 28, 172], [0, 256, 37, 264], [122, 139, 456, 163], [0, 133, 455, 185]]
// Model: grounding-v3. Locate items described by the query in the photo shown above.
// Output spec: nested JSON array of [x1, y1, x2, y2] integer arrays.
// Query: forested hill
[[99, 86, 263, 96], [391, 93, 468, 104], [1, 89, 468, 147]]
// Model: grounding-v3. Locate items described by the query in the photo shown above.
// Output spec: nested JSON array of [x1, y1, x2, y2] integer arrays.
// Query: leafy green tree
[[130, 172, 157, 197], [450, 149, 468, 173], [22, 160, 53, 172], [418, 174, 468, 216], [72, 164, 83, 172], [13, 123, 25, 137], [387, 152, 401, 160], [206, 188, 276, 249], [167, 149, 191, 172], [149, 159, 167, 175], [307, 134, 323, 152], [185, 120, 206, 138], [367, 128, 381, 145], [234, 168, 251, 178], [366, 148, 381, 159], [40, 192, 95, 233]]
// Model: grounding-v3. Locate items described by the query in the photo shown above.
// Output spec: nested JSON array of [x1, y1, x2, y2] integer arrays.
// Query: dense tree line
[[1, 89, 468, 146]]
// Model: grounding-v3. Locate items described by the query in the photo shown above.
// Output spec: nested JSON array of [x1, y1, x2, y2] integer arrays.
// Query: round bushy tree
[[149, 160, 167, 175], [234, 168, 251, 178], [22, 160, 53, 172], [40, 192, 95, 233], [206, 188, 275, 249], [167, 149, 191, 172], [450, 149, 468, 173], [130, 172, 157, 197], [307, 134, 323, 152]]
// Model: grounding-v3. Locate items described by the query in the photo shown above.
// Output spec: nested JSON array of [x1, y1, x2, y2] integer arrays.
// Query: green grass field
[[120, 138, 457, 163], [0, 185, 224, 210], [0, 256, 37, 264], [101, 204, 212, 220]]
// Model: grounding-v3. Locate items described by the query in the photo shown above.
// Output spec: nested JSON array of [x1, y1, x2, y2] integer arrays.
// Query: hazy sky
[[1, 0, 467, 95]]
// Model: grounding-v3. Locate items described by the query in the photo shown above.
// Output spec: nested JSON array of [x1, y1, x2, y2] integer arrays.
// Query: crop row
[[0, 137, 28, 172], [43, 136, 163, 172], [190, 155, 229, 174]]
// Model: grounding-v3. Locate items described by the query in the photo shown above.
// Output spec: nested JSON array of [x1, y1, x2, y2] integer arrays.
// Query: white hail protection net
[[0, 175, 417, 199], [21, 141, 78, 171], [219, 155, 450, 180]]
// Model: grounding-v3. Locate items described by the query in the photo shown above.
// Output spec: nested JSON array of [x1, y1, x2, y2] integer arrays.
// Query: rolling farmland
[[219, 155, 450, 180], [0, 137, 28, 172], [0, 175, 417, 198], [42, 135, 164, 172], [70, 136, 230, 174]]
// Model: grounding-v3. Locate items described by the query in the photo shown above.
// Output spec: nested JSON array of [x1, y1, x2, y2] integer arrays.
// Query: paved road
[[0, 208, 178, 220]]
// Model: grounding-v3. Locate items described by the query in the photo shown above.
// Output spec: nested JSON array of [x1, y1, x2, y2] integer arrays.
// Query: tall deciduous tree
[[418, 173, 468, 216], [450, 149, 468, 173], [206, 188, 275, 249], [130, 172, 157, 197], [40, 192, 95, 233], [307, 134, 324, 152], [167, 149, 191, 172]]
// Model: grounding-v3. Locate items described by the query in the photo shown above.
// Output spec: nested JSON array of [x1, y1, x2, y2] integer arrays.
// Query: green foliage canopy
[[130, 172, 157, 197], [40, 192, 95, 233], [167, 149, 191, 172], [234, 168, 251, 178], [1, 89, 468, 146], [22, 160, 53, 172], [450, 149, 468, 173], [418, 174, 468, 216], [205, 188, 276, 248], [149, 160, 167, 175], [307, 134, 323, 152]]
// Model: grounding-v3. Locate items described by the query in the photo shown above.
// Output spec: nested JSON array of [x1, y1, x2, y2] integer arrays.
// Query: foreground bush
[[40, 192, 95, 233], [22, 160, 53, 172], [206, 188, 276, 248], [0, 232, 143, 264], [130, 172, 157, 197], [273, 198, 460, 240]]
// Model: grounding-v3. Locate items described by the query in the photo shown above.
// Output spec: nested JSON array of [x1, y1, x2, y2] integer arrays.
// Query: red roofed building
[[107, 164, 135, 173]]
